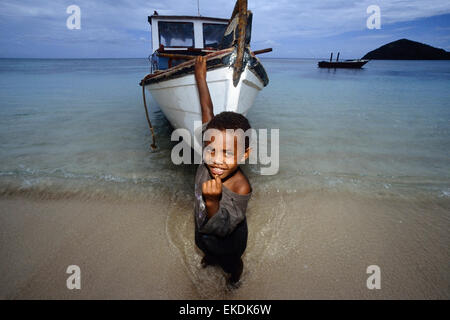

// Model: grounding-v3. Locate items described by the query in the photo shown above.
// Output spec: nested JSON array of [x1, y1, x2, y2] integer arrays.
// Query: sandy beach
[[1, 190, 448, 299]]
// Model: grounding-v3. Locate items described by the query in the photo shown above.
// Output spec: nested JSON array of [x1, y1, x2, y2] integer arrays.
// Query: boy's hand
[[195, 56, 207, 82], [202, 176, 222, 217], [195, 55, 214, 123], [202, 176, 222, 202]]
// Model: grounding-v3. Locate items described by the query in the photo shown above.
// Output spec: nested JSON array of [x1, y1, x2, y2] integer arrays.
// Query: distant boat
[[139, 0, 270, 149], [318, 52, 369, 69]]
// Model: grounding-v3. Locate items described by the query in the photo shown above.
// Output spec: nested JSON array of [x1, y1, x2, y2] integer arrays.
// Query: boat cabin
[[148, 14, 229, 71]]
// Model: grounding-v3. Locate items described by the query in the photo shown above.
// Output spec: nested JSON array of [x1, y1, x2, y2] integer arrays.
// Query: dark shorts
[[195, 218, 248, 274]]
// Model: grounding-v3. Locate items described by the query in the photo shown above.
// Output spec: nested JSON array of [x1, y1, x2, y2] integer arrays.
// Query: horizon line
[[0, 57, 332, 60]]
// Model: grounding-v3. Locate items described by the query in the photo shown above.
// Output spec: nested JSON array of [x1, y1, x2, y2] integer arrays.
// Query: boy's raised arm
[[195, 56, 214, 124]]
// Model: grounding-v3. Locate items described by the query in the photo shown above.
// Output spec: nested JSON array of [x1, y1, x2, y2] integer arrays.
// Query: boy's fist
[[195, 56, 207, 81], [202, 176, 222, 201]]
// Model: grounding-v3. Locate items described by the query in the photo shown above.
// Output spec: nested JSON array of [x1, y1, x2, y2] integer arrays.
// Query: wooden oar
[[157, 53, 196, 60], [252, 48, 272, 55], [158, 47, 272, 61]]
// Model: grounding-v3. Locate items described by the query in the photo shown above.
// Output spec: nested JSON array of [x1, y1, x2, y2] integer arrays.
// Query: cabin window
[[158, 21, 194, 48], [203, 23, 227, 48]]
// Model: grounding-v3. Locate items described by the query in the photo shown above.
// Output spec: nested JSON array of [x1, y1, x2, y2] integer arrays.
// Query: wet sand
[[1, 191, 449, 299]]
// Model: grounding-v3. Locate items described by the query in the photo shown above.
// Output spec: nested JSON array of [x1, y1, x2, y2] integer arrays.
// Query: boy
[[193, 56, 252, 285]]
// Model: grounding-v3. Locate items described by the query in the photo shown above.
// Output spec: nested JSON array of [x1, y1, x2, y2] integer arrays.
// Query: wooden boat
[[139, 0, 270, 149], [318, 52, 369, 69]]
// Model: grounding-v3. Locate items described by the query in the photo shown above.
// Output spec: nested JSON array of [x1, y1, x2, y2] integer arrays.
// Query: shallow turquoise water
[[0, 58, 449, 199]]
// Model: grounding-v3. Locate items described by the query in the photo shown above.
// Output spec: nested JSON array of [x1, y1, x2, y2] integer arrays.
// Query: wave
[[1, 166, 449, 201]]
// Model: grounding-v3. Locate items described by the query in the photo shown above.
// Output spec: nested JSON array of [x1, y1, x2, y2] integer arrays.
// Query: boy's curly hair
[[206, 111, 252, 149]]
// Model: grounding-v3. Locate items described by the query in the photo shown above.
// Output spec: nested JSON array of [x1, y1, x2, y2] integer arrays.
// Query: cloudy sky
[[0, 0, 449, 59]]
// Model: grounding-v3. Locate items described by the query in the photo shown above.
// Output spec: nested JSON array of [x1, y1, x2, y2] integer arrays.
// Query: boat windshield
[[158, 21, 194, 47], [203, 23, 227, 48]]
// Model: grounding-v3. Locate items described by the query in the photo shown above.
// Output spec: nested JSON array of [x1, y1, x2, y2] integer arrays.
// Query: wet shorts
[[195, 218, 248, 274]]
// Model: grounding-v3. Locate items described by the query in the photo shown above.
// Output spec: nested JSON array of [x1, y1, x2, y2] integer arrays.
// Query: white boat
[[140, 0, 270, 148]]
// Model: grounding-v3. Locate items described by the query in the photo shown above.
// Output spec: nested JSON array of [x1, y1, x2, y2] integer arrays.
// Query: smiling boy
[[193, 56, 252, 285]]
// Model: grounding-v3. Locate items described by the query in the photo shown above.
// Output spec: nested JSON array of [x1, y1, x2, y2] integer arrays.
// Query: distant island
[[362, 39, 450, 60]]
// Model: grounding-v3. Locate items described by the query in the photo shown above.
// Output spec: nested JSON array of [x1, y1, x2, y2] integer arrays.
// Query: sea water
[[0, 58, 449, 298], [1, 58, 449, 199]]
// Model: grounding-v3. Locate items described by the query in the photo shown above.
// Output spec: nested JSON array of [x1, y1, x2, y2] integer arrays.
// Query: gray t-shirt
[[194, 164, 251, 237]]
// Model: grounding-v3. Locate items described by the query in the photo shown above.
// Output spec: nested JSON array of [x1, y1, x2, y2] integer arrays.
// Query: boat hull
[[318, 60, 369, 68], [144, 65, 264, 145]]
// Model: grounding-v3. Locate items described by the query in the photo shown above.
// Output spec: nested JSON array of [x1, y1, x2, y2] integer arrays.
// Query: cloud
[[248, 0, 450, 41], [0, 0, 449, 57]]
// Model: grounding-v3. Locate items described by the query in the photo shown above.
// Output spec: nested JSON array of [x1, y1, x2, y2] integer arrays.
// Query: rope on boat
[[141, 83, 157, 150]]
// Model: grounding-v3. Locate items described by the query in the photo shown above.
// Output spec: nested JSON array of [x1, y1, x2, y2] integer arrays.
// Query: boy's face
[[203, 130, 250, 180]]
